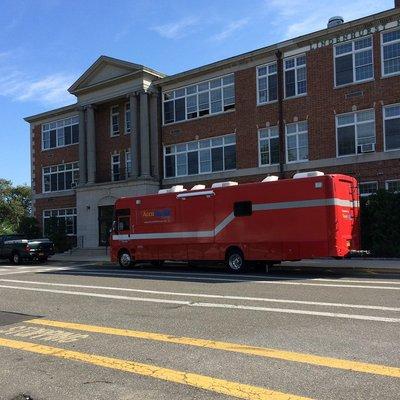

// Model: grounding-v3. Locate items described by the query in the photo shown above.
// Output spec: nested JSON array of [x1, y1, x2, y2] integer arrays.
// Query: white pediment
[[85, 64, 136, 87]]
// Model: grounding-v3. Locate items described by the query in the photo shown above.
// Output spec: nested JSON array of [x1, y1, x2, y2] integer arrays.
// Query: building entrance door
[[98, 205, 114, 246]]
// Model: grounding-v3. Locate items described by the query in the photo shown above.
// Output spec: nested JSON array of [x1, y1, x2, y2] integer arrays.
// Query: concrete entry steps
[[52, 247, 110, 262]]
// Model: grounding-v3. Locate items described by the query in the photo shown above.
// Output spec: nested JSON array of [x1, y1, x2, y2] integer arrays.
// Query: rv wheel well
[[225, 246, 243, 260], [118, 247, 130, 257]]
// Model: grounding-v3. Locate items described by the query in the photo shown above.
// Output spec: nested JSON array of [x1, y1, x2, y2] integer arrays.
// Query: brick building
[[25, 3, 400, 248]]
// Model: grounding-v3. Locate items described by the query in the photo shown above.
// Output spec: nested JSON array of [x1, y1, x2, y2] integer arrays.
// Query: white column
[[129, 93, 139, 179], [139, 91, 151, 178], [86, 105, 96, 184], [78, 107, 87, 185], [149, 92, 159, 179]]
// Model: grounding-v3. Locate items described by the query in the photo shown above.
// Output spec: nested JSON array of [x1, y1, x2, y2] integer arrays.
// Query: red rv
[[110, 172, 360, 272]]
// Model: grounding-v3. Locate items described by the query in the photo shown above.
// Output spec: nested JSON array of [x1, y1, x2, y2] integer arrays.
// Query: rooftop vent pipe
[[327, 16, 344, 28]]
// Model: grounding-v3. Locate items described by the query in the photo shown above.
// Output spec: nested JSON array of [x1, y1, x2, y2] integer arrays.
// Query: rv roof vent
[[262, 176, 279, 182], [170, 185, 187, 192], [293, 171, 325, 179], [327, 16, 344, 28], [191, 184, 206, 191], [158, 188, 171, 194], [211, 181, 238, 189]]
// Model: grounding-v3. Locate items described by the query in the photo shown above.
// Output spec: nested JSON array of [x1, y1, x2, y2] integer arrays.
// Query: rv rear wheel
[[226, 249, 246, 273], [118, 251, 133, 268]]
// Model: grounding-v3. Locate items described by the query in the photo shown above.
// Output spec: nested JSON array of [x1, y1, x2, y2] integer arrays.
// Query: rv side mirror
[[111, 220, 117, 233]]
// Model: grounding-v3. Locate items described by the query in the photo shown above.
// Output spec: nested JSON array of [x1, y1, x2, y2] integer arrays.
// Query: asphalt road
[[0, 260, 399, 400]]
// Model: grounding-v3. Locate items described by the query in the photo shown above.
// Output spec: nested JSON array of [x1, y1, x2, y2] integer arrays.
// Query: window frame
[[284, 54, 307, 99], [285, 121, 309, 164], [125, 102, 131, 134], [385, 179, 400, 193], [381, 27, 400, 78], [162, 73, 235, 126], [333, 36, 374, 88], [43, 208, 77, 236], [42, 162, 79, 194], [359, 181, 378, 197], [111, 153, 121, 181], [163, 134, 236, 179], [258, 126, 280, 167], [110, 105, 120, 137], [383, 103, 400, 152], [256, 62, 278, 106], [335, 108, 376, 158], [125, 149, 132, 178], [41, 115, 79, 151]]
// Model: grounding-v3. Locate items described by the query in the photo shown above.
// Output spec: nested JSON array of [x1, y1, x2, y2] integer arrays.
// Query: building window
[[334, 37, 373, 86], [164, 134, 236, 178], [43, 208, 77, 236], [359, 181, 378, 197], [382, 28, 400, 77], [42, 162, 79, 193], [259, 126, 279, 166], [42, 116, 79, 150], [162, 74, 235, 124], [110, 106, 120, 136], [284, 55, 307, 98], [386, 180, 400, 193], [286, 122, 308, 163], [384, 104, 400, 151], [336, 109, 376, 157], [125, 150, 132, 178], [125, 103, 131, 134], [111, 154, 120, 181], [257, 63, 277, 104]]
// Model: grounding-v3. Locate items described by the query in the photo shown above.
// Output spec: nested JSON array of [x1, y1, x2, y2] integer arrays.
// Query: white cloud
[[151, 17, 199, 39], [0, 70, 76, 107], [265, 0, 392, 38], [211, 18, 249, 42]]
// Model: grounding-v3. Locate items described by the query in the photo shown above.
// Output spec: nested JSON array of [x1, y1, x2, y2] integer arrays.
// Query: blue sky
[[0, 0, 393, 185]]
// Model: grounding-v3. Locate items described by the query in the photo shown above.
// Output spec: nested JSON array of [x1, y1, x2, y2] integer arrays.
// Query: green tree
[[17, 216, 42, 239], [44, 216, 70, 253], [0, 179, 32, 235]]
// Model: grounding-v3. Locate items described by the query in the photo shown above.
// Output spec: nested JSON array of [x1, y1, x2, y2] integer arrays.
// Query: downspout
[[275, 49, 285, 178]]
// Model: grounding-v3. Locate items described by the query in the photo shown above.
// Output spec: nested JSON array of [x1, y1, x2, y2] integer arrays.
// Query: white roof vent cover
[[293, 171, 325, 179], [191, 184, 206, 191], [262, 176, 279, 182], [170, 185, 187, 192], [211, 181, 238, 189]]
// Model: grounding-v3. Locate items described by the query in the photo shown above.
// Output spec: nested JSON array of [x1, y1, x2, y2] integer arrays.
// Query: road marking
[[0, 337, 312, 400], [2, 278, 399, 312], [0, 284, 398, 322], [28, 319, 400, 379], [55, 270, 400, 290], [0, 325, 88, 343]]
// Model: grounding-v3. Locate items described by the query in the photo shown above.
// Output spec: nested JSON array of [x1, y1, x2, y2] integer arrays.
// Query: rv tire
[[118, 250, 133, 269], [226, 249, 246, 273]]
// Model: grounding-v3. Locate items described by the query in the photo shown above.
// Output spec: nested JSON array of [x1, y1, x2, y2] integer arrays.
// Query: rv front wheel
[[119, 251, 133, 268], [226, 249, 246, 273]]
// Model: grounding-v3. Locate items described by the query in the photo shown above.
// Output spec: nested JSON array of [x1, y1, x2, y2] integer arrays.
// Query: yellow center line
[[28, 318, 400, 379], [0, 337, 311, 400]]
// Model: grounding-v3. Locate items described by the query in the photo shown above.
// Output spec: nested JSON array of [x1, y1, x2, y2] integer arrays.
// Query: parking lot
[[0, 260, 399, 399]]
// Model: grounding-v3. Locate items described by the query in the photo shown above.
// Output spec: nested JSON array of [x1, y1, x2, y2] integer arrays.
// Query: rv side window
[[234, 201, 252, 217], [116, 208, 130, 232]]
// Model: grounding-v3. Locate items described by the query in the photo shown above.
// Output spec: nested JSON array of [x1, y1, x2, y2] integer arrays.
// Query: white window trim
[[256, 62, 278, 106], [42, 162, 79, 194], [383, 103, 400, 152], [333, 36, 374, 88], [381, 27, 400, 78], [41, 115, 79, 151], [125, 102, 131, 135], [385, 179, 400, 192], [125, 149, 131, 178], [359, 181, 378, 197], [284, 54, 307, 99], [111, 153, 121, 181], [258, 127, 280, 167], [43, 208, 77, 236], [110, 105, 120, 137], [285, 122, 309, 164], [162, 73, 235, 126], [335, 108, 376, 158], [163, 133, 236, 179]]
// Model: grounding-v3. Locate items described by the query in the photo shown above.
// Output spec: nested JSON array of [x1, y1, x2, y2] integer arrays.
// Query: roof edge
[[24, 103, 79, 123], [156, 7, 399, 86]]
